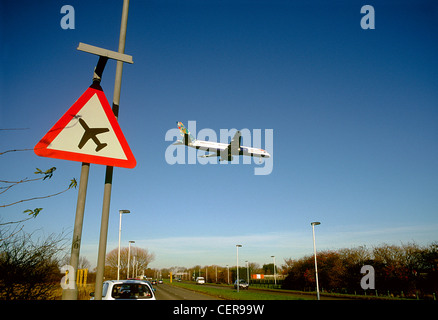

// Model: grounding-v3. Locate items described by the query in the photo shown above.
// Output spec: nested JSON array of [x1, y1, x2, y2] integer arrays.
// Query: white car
[[196, 277, 205, 284], [90, 280, 156, 300]]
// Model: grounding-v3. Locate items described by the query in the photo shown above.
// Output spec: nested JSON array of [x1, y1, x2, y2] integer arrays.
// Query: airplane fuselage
[[190, 140, 270, 158], [175, 122, 271, 162]]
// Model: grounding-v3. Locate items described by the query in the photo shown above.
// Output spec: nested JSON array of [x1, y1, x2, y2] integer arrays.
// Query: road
[[154, 282, 359, 300], [154, 283, 221, 300]]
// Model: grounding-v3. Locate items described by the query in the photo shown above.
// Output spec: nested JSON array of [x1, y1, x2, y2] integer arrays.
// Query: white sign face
[[35, 84, 136, 168], [47, 93, 127, 160]]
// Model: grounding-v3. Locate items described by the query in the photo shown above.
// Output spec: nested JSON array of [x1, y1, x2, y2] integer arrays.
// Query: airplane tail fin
[[176, 122, 196, 145]]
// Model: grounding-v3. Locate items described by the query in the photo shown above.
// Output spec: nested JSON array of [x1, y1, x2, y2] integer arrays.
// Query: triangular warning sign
[[34, 83, 136, 168]]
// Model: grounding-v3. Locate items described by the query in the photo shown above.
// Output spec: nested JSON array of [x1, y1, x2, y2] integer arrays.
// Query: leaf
[[23, 208, 43, 217], [34, 167, 57, 180], [42, 167, 56, 180], [69, 178, 77, 189], [33, 208, 43, 217]]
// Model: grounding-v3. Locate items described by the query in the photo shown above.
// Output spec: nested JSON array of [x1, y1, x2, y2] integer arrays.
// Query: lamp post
[[117, 210, 130, 280], [245, 261, 249, 285], [271, 256, 277, 286], [311, 221, 321, 300], [127, 240, 135, 279], [236, 244, 242, 292], [226, 265, 230, 285], [135, 260, 138, 278]]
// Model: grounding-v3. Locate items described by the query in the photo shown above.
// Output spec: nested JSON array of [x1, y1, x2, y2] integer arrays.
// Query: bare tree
[[105, 246, 155, 279], [0, 230, 68, 300], [0, 166, 77, 241], [61, 255, 91, 270]]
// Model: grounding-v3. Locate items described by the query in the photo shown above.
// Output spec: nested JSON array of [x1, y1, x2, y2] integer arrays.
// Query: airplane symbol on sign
[[35, 84, 136, 168], [78, 118, 109, 152]]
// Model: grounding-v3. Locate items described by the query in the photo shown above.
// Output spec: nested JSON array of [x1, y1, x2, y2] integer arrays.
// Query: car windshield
[[111, 283, 153, 299]]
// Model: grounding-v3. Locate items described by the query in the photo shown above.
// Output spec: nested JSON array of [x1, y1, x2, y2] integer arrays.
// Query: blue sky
[[1, 0, 438, 270]]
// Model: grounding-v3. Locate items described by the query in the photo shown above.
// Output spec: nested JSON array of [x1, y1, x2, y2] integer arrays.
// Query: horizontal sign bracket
[[77, 42, 134, 64]]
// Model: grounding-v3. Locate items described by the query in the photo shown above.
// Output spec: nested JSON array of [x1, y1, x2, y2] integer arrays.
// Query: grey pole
[[311, 221, 321, 300], [236, 244, 242, 292], [127, 240, 135, 279], [94, 0, 130, 300], [62, 162, 90, 300], [62, 45, 110, 301], [245, 261, 249, 285], [117, 210, 130, 280], [271, 255, 277, 286]]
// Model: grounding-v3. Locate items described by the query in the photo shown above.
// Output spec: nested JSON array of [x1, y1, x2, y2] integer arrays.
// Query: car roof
[[105, 280, 150, 284]]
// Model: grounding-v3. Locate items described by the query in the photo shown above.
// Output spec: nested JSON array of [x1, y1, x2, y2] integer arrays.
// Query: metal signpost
[[34, 0, 134, 300], [236, 244, 242, 293], [94, 0, 131, 300], [311, 221, 321, 300], [61, 162, 89, 300]]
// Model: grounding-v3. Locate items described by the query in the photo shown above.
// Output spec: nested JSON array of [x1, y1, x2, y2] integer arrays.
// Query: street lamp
[[127, 240, 135, 279], [117, 209, 130, 280], [226, 265, 230, 285], [245, 261, 249, 285], [311, 221, 321, 300], [236, 244, 242, 292], [271, 256, 277, 286]]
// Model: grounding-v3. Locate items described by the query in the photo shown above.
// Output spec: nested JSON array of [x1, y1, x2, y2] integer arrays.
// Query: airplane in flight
[[173, 121, 271, 162], [77, 118, 109, 152]]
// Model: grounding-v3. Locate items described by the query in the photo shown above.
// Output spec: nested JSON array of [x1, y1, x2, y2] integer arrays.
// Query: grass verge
[[167, 281, 312, 300]]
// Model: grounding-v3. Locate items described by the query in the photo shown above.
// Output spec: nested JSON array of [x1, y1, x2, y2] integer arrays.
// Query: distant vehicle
[[234, 279, 249, 290], [143, 280, 156, 292], [90, 280, 156, 300], [174, 122, 271, 162], [158, 279, 163, 284], [151, 280, 157, 285], [196, 277, 205, 284]]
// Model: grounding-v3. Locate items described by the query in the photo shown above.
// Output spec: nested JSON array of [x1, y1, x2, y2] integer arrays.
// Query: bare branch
[[1, 186, 72, 208], [0, 148, 34, 156]]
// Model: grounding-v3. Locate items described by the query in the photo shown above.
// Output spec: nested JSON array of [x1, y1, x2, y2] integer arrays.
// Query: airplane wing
[[213, 131, 241, 161], [229, 131, 241, 155], [78, 133, 91, 149], [199, 153, 218, 158], [91, 128, 110, 135], [77, 128, 109, 149]]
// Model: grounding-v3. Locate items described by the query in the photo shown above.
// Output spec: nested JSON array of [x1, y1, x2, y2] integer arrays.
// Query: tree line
[[147, 262, 282, 285], [282, 242, 438, 298]]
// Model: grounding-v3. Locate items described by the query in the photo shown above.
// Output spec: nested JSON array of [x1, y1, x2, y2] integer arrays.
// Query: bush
[[282, 242, 438, 297], [0, 231, 67, 300]]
